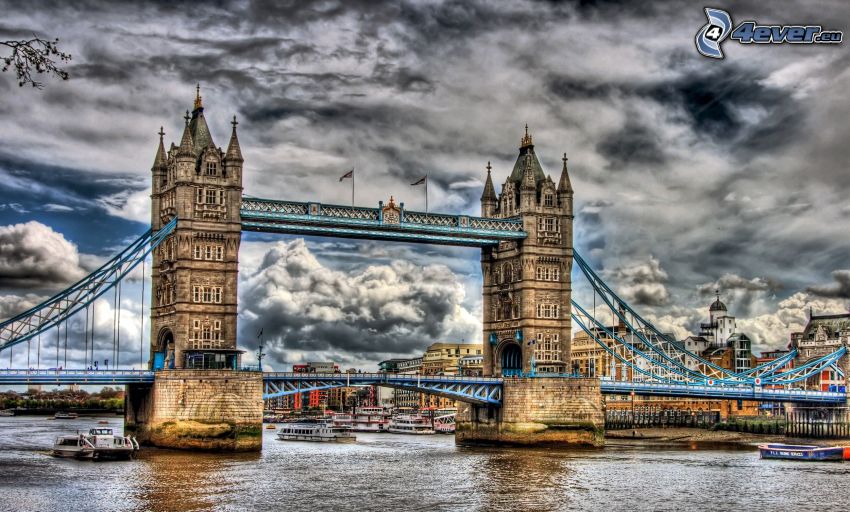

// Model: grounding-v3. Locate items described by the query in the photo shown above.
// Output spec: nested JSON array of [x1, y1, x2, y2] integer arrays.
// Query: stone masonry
[[149, 86, 243, 367], [456, 377, 604, 446], [480, 127, 574, 376], [125, 370, 264, 451]]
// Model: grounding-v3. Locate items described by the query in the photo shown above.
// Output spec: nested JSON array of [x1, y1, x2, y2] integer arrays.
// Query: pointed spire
[[226, 115, 243, 162], [557, 152, 573, 194], [177, 110, 194, 156], [194, 83, 203, 111], [152, 127, 167, 170], [480, 161, 496, 202], [520, 124, 533, 149]]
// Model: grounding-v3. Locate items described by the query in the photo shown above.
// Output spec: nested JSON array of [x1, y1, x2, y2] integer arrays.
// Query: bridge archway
[[500, 342, 522, 376], [156, 328, 175, 370]]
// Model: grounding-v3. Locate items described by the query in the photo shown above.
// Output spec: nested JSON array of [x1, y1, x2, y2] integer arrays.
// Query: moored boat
[[276, 420, 356, 443], [52, 428, 139, 460], [758, 443, 845, 462], [433, 413, 456, 434], [352, 407, 390, 432], [388, 414, 435, 435], [54, 411, 79, 420], [330, 412, 353, 429]]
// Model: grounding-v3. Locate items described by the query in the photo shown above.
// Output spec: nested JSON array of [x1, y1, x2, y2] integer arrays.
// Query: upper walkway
[[0, 369, 844, 404], [240, 197, 527, 247]]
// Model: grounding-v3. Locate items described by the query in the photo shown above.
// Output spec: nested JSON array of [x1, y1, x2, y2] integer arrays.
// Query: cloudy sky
[[0, 0, 848, 371]]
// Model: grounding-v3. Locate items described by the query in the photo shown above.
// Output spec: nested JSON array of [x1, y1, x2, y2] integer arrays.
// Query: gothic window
[[544, 194, 554, 207], [502, 303, 512, 320], [216, 246, 224, 260], [192, 286, 223, 304], [205, 189, 217, 204], [536, 303, 560, 319], [206, 162, 217, 176], [193, 245, 202, 259]]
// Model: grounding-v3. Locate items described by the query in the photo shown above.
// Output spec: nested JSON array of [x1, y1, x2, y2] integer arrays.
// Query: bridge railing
[[240, 197, 527, 239], [262, 371, 503, 384]]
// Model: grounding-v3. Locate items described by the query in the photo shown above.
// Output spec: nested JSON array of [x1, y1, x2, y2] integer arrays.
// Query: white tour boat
[[52, 428, 139, 460], [352, 407, 390, 432], [388, 414, 435, 435], [276, 421, 356, 443]]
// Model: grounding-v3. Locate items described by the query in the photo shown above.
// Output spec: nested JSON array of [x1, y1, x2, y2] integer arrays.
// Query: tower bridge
[[0, 90, 847, 450]]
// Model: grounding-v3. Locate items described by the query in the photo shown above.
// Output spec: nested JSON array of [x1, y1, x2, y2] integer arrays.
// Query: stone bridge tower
[[480, 127, 574, 377], [149, 86, 244, 370]]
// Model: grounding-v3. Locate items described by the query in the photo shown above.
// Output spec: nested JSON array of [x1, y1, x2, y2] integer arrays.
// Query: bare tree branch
[[1, 36, 72, 88]]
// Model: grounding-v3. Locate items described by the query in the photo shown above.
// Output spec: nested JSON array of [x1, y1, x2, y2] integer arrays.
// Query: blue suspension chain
[[116, 280, 122, 369], [63, 318, 68, 368], [140, 256, 145, 369], [84, 304, 89, 369]]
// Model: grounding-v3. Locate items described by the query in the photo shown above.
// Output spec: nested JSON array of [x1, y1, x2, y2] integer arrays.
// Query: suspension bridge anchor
[[455, 376, 605, 447]]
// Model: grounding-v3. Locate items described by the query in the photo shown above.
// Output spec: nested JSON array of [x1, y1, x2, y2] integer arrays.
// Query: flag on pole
[[339, 169, 354, 182], [411, 175, 428, 213]]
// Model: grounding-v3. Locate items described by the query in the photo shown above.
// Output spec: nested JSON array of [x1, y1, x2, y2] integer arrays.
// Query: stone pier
[[125, 370, 264, 452], [456, 377, 604, 446]]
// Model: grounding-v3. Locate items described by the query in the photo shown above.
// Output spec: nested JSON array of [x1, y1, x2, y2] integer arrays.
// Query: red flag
[[339, 169, 354, 181], [410, 176, 426, 186]]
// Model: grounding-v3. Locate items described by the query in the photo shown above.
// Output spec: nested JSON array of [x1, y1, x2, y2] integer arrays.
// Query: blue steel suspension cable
[[140, 256, 145, 369], [572, 299, 692, 382], [573, 251, 750, 382]]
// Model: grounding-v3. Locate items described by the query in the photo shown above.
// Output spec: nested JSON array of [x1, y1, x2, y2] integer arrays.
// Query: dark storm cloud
[[806, 271, 850, 299]]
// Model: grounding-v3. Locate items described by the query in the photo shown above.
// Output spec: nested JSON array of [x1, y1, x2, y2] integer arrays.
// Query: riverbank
[[606, 427, 850, 448]]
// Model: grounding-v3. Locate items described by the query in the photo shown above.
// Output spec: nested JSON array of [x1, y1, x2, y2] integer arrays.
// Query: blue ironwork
[[0, 218, 177, 351], [0, 369, 154, 386], [601, 379, 847, 404], [240, 197, 526, 247], [262, 372, 503, 405]]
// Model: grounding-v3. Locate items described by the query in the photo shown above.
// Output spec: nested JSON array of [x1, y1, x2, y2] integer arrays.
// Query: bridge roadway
[[0, 369, 845, 404]]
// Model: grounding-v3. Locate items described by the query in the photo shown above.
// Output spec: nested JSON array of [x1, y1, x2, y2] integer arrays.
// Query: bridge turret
[[151, 127, 168, 229], [482, 126, 574, 377], [480, 161, 497, 218], [149, 85, 243, 371], [557, 153, 573, 215]]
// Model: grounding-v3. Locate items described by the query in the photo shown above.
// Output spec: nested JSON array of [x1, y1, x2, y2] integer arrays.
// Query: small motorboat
[[54, 412, 79, 420], [758, 444, 846, 462], [98, 420, 110, 425], [265, 424, 276, 430], [52, 428, 139, 460]]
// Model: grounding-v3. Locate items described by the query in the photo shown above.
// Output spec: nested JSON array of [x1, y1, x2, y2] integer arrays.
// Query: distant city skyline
[[0, 0, 848, 371]]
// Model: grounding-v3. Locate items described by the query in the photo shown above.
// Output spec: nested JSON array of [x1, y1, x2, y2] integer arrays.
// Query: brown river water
[[0, 416, 847, 511]]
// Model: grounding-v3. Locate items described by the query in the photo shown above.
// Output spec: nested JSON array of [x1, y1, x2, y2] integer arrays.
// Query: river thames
[[0, 416, 846, 512]]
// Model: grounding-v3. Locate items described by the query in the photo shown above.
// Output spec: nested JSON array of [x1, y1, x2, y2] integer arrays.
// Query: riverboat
[[758, 443, 846, 462], [54, 412, 79, 420], [433, 413, 456, 434], [352, 407, 390, 432], [52, 428, 139, 460], [388, 415, 435, 435], [330, 412, 353, 429], [276, 421, 356, 443]]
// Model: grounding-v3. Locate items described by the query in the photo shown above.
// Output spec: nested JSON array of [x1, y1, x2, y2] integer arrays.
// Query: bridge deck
[[0, 370, 844, 404]]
